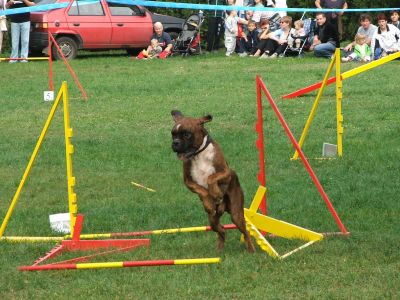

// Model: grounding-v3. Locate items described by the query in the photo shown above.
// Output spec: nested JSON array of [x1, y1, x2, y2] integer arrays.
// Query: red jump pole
[[49, 34, 88, 100], [256, 75, 349, 235], [255, 78, 267, 215], [282, 76, 338, 99]]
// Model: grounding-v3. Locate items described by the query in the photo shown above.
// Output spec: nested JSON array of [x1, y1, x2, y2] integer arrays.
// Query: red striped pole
[[255, 77, 267, 215], [19, 258, 221, 271], [256, 76, 349, 235]]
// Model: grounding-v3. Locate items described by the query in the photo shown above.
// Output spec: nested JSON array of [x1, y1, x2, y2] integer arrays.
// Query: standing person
[[371, 13, 400, 60], [309, 12, 339, 58], [390, 10, 400, 29], [206, 0, 225, 52], [224, 10, 239, 56], [0, 0, 7, 54], [343, 14, 377, 53], [315, 0, 347, 40], [274, 0, 288, 17], [6, 0, 35, 63]]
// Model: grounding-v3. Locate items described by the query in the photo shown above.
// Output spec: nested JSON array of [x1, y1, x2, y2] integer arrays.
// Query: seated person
[[371, 13, 400, 60], [390, 10, 400, 29], [309, 12, 339, 58], [290, 19, 306, 48], [136, 22, 173, 59], [343, 14, 377, 53], [341, 34, 371, 62], [238, 20, 259, 56], [140, 39, 163, 59], [252, 20, 273, 57], [259, 15, 295, 58]]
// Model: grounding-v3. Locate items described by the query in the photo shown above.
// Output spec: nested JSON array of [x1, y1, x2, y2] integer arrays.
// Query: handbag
[[0, 16, 7, 32]]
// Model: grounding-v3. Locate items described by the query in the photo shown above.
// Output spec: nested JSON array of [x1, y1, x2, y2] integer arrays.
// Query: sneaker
[[259, 53, 269, 59], [9, 60, 17, 63], [238, 52, 248, 57], [341, 57, 350, 62], [278, 54, 285, 58], [20, 60, 28, 63], [269, 53, 278, 59]]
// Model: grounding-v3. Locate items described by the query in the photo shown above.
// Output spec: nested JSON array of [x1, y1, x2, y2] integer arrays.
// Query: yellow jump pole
[[0, 85, 65, 238], [61, 82, 78, 235], [335, 49, 344, 156], [292, 50, 337, 160]]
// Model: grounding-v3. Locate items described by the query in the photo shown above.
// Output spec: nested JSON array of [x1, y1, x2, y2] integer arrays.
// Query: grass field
[[0, 51, 399, 299]]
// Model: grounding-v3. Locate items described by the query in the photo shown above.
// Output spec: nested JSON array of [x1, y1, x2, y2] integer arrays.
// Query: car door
[[105, 1, 153, 47], [66, 0, 112, 48]]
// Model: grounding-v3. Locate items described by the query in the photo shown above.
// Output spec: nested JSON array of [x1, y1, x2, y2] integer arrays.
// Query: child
[[224, 10, 239, 56], [138, 39, 163, 59], [341, 34, 371, 62], [238, 20, 259, 56], [290, 19, 306, 48]]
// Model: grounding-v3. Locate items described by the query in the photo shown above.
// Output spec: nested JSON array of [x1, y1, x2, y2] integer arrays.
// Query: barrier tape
[[0, 0, 399, 16]]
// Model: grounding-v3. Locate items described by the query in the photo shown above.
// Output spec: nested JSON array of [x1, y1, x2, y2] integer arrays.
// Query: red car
[[29, 0, 185, 59]]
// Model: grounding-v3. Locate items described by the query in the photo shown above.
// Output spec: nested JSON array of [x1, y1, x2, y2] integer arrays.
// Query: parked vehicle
[[29, 0, 185, 59]]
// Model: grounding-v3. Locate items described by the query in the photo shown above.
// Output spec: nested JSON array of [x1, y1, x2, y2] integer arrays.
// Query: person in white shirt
[[371, 13, 400, 60]]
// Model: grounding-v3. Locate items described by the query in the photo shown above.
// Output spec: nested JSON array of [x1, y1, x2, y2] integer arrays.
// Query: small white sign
[[44, 91, 54, 102]]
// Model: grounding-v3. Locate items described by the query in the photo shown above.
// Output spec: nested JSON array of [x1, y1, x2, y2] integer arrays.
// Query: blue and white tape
[[1, 0, 398, 16]]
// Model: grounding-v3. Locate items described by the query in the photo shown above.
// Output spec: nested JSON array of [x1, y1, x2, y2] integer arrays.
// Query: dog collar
[[185, 135, 213, 159]]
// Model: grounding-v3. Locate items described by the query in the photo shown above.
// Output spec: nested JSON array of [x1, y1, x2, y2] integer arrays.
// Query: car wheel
[[52, 36, 78, 60]]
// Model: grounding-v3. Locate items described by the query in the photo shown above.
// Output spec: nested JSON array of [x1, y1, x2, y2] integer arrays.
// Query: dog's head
[[171, 110, 212, 161]]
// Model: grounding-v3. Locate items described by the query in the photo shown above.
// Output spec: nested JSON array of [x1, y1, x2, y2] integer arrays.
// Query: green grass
[[0, 51, 399, 299]]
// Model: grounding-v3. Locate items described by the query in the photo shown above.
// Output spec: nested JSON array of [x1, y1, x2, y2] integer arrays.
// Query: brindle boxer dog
[[171, 110, 255, 252]]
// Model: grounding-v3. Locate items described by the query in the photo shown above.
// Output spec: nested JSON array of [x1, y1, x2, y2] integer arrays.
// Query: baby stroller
[[283, 17, 316, 57], [172, 12, 204, 57], [268, 13, 282, 32]]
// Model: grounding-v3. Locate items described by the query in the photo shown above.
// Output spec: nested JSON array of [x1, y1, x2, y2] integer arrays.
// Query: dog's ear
[[199, 114, 213, 125], [171, 110, 183, 122]]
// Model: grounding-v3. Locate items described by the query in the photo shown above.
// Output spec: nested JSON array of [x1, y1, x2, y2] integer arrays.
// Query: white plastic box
[[49, 213, 71, 234]]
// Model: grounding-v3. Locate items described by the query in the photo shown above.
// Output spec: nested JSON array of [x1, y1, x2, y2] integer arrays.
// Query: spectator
[[252, 19, 273, 57], [252, 0, 274, 25], [274, 0, 288, 17], [206, 0, 225, 52], [310, 12, 339, 58], [0, 0, 6, 54], [290, 19, 306, 48], [315, 0, 347, 40], [341, 34, 371, 62], [136, 22, 172, 59], [390, 10, 400, 29], [138, 39, 163, 60], [6, 0, 35, 63], [259, 15, 294, 58], [371, 13, 400, 60], [343, 14, 377, 53], [238, 20, 259, 56], [224, 10, 239, 56]]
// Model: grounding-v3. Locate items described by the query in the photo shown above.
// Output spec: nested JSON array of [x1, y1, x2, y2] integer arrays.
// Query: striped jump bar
[[19, 257, 221, 271]]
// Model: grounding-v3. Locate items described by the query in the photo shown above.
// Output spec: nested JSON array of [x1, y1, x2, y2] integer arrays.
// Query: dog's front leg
[[207, 168, 231, 200], [184, 177, 216, 216]]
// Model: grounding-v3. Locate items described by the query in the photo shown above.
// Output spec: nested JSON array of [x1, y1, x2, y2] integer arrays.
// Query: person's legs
[[20, 21, 31, 61], [10, 22, 21, 61], [0, 30, 3, 53], [314, 42, 336, 58]]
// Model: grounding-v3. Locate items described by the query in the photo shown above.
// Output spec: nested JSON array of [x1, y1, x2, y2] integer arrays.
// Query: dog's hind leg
[[230, 209, 255, 253], [207, 212, 225, 250]]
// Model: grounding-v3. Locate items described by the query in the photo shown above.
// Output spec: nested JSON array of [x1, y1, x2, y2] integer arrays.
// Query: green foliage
[[0, 51, 399, 298]]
